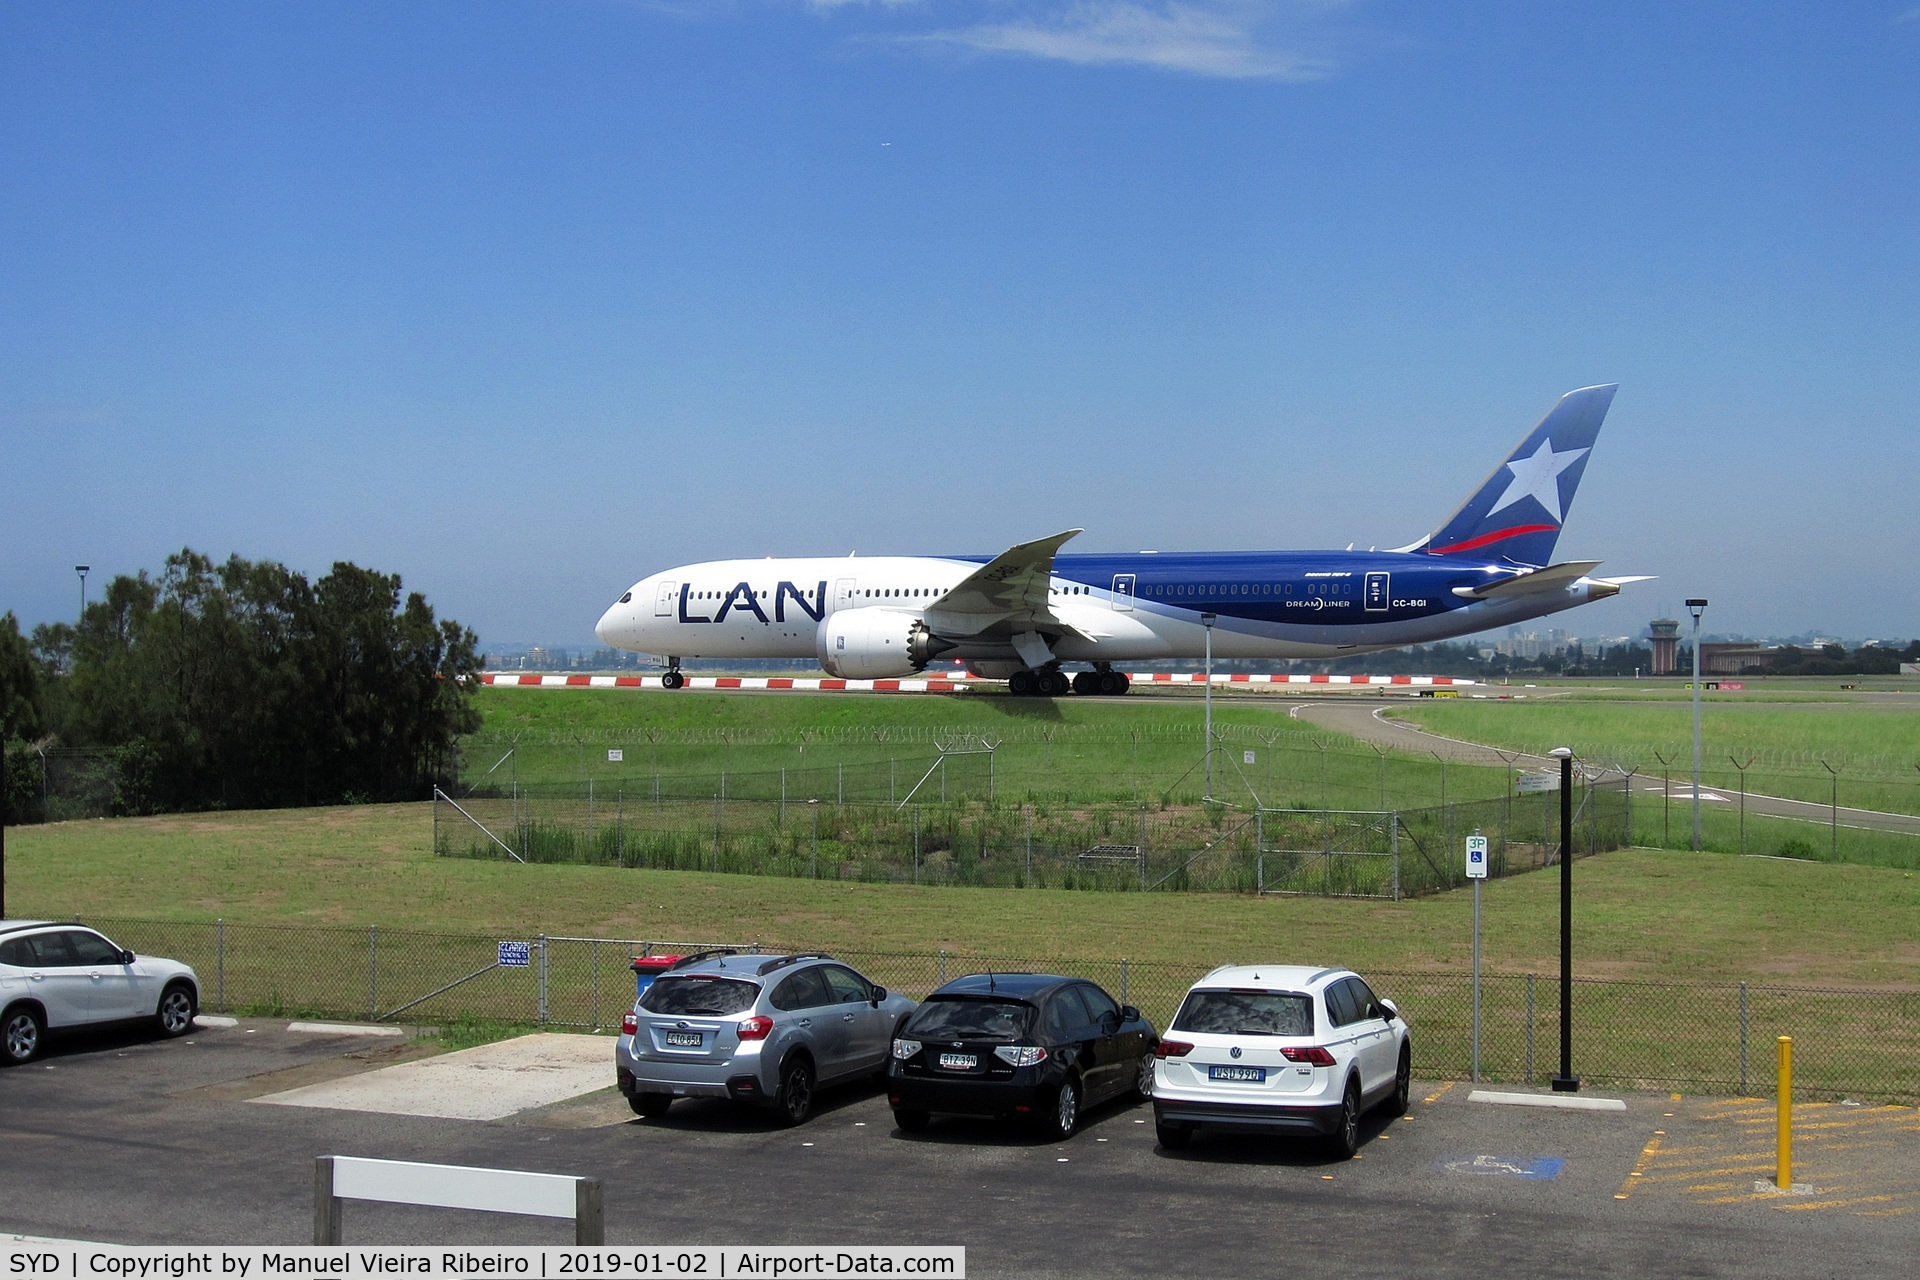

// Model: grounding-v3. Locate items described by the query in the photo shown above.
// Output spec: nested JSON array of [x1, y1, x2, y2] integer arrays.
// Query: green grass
[[1390, 698, 1920, 816], [464, 686, 1520, 812], [10, 801, 1919, 988]]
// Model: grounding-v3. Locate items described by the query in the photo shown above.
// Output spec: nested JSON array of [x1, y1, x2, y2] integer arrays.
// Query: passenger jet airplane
[[596, 385, 1648, 695]]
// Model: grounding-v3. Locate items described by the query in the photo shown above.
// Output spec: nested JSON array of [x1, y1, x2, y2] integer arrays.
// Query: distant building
[[1902, 662, 1920, 676], [1700, 642, 1777, 675], [1649, 619, 1681, 676]]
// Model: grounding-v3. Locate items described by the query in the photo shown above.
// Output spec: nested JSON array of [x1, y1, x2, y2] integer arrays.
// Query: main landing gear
[[661, 659, 686, 690], [1009, 667, 1130, 697]]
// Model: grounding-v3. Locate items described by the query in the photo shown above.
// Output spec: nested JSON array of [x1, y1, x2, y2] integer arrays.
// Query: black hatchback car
[[886, 973, 1158, 1139]]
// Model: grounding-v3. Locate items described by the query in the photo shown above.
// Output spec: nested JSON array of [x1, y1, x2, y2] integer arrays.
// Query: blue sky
[[4, 2, 1917, 647]]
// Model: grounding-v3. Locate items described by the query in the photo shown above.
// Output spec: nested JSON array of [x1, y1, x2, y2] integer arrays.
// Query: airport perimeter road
[[1289, 701, 1920, 839], [5, 1022, 1917, 1278]]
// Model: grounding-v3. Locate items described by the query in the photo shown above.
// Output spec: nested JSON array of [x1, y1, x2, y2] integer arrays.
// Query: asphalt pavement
[[4, 1020, 1915, 1277]]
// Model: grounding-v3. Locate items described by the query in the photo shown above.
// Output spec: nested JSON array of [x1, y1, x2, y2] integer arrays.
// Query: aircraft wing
[[926, 528, 1083, 639], [1451, 560, 1604, 601]]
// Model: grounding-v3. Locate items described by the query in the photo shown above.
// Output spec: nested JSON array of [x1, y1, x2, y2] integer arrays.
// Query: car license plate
[[1208, 1064, 1266, 1083], [663, 1031, 703, 1048], [937, 1052, 978, 1071]]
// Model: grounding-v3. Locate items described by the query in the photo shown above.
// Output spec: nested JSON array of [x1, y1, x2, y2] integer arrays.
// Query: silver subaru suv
[[616, 951, 918, 1126]]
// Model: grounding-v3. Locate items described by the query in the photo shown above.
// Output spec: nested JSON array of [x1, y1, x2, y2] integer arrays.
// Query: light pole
[[1549, 746, 1579, 1092], [1202, 613, 1217, 801], [75, 565, 90, 622], [1686, 598, 1708, 851]]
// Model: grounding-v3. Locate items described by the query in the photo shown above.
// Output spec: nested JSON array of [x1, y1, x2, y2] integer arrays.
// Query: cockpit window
[[619, 592, 633, 604]]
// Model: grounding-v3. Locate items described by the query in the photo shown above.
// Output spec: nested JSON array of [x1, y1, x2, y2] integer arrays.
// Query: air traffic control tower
[[1649, 618, 1681, 675]]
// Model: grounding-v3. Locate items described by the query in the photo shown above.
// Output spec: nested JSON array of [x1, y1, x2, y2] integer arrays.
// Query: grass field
[[462, 686, 1523, 812], [9, 801, 1918, 989], [1390, 697, 1920, 816]]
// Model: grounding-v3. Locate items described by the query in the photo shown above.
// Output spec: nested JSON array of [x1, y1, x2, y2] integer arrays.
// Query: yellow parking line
[[1616, 1134, 1663, 1200], [1778, 1194, 1901, 1212], [1422, 1081, 1454, 1105]]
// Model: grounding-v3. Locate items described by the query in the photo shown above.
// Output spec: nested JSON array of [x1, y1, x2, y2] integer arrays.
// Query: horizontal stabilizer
[[1451, 560, 1603, 601]]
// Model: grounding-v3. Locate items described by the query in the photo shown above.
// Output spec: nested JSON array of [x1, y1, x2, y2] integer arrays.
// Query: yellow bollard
[[1776, 1036, 1793, 1190]]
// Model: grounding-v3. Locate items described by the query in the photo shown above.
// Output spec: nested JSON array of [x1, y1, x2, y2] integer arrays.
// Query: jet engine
[[816, 608, 954, 679]]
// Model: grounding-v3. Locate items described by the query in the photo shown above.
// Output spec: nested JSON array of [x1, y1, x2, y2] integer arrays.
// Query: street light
[[1549, 746, 1579, 1093], [1686, 598, 1709, 851], [75, 565, 90, 622], [1201, 612, 1217, 801]]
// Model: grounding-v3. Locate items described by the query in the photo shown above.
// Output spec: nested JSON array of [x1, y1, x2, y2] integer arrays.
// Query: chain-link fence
[[67, 914, 1919, 1105], [432, 772, 1630, 899]]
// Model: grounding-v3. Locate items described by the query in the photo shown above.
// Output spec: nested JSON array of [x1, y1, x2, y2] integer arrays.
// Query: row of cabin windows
[[1144, 582, 1350, 598]]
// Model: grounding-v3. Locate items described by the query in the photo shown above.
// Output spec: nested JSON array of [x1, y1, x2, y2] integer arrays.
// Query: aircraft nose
[[595, 600, 625, 648]]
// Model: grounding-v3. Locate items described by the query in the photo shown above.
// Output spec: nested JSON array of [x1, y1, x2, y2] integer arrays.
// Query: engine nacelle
[[816, 608, 952, 679]]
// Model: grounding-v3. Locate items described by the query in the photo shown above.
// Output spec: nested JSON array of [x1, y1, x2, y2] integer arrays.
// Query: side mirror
[[120, 949, 135, 965], [870, 985, 887, 1004], [1378, 998, 1400, 1022], [1120, 1005, 1142, 1024]]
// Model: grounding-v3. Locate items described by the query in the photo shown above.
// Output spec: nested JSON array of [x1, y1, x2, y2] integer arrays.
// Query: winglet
[[1401, 385, 1617, 566]]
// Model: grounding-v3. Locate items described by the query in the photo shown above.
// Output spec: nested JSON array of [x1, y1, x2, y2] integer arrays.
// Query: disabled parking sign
[[1465, 834, 1489, 880]]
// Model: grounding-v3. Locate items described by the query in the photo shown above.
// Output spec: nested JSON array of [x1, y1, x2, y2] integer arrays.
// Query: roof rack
[[755, 952, 833, 976], [666, 949, 741, 972]]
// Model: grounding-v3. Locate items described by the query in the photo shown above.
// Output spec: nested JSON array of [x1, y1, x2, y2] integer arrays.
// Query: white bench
[[314, 1155, 603, 1244]]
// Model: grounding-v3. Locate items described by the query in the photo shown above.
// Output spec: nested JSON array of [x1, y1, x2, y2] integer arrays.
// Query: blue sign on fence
[[497, 941, 532, 968]]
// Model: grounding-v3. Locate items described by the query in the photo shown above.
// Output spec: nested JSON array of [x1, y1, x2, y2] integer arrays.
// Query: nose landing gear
[[661, 659, 686, 690]]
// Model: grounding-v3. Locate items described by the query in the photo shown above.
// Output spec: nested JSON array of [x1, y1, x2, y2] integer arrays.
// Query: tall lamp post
[[1201, 612, 1217, 801], [76, 565, 90, 622], [1686, 598, 1708, 851], [1549, 746, 1579, 1092]]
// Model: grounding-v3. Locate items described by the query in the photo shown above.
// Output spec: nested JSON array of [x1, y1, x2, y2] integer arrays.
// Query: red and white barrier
[[479, 672, 1473, 692]]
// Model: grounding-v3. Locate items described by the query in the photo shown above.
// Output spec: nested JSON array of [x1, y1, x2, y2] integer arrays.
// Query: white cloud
[[809, 2, 1350, 81]]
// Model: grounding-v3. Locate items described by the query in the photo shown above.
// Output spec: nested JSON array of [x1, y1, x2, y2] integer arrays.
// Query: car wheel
[[3, 1006, 43, 1066], [155, 982, 197, 1038], [1155, 1119, 1191, 1150], [1386, 1043, 1412, 1117], [1133, 1051, 1156, 1101], [629, 1093, 673, 1118], [892, 1108, 930, 1133], [1040, 1076, 1080, 1141], [776, 1056, 815, 1127], [1326, 1076, 1362, 1160]]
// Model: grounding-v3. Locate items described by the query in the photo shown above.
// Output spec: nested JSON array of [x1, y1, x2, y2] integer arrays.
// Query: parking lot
[[3, 1020, 1915, 1277]]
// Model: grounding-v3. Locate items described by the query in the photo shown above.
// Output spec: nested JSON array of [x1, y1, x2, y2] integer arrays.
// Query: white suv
[[0, 921, 201, 1065], [1151, 965, 1410, 1157]]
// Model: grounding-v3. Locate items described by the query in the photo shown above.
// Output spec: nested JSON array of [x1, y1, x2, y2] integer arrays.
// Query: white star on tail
[[1486, 438, 1589, 522]]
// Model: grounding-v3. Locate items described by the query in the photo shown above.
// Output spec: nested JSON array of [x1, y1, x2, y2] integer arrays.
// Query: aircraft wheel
[[1096, 671, 1125, 696], [1039, 670, 1069, 697], [662, 671, 685, 690], [1008, 670, 1036, 696], [1071, 671, 1097, 696]]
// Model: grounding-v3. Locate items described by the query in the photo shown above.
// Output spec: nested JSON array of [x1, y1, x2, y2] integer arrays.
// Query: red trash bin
[[631, 955, 683, 1003]]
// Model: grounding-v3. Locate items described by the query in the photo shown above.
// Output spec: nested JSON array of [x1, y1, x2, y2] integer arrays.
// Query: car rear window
[[639, 975, 760, 1017], [1172, 990, 1315, 1037], [906, 998, 1033, 1042]]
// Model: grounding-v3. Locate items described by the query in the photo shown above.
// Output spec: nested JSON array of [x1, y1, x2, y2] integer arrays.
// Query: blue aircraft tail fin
[[1400, 384, 1617, 566]]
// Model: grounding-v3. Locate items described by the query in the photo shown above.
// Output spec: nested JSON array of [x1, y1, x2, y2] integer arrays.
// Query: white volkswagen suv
[[0, 921, 201, 1065], [1151, 965, 1410, 1157]]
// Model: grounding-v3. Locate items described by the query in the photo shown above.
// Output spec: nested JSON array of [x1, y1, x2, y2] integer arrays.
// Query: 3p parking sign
[[1465, 835, 1489, 880]]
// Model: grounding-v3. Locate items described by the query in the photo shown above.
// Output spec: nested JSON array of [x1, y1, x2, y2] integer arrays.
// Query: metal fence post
[[368, 926, 377, 1020], [591, 940, 600, 1031], [1391, 813, 1401, 901], [913, 807, 920, 885], [537, 935, 550, 1026], [216, 918, 225, 1013], [1525, 973, 1535, 1086], [1121, 958, 1129, 1005], [1024, 805, 1033, 885], [1740, 982, 1750, 1094], [938, 949, 947, 985]]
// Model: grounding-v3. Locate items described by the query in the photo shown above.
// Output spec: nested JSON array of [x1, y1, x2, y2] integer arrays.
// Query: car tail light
[[621, 1012, 638, 1035], [1280, 1045, 1337, 1067], [892, 1038, 922, 1060], [736, 1016, 774, 1041], [1155, 1040, 1194, 1059], [993, 1045, 1048, 1067]]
